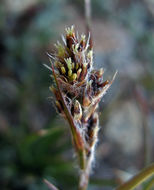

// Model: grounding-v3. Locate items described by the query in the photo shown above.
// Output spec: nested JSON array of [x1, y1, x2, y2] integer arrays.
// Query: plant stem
[[78, 154, 93, 190], [79, 149, 86, 170], [78, 167, 90, 190], [134, 86, 151, 166], [78, 2, 93, 190], [142, 114, 151, 166], [78, 173, 88, 190], [84, 0, 92, 49], [116, 163, 154, 190]]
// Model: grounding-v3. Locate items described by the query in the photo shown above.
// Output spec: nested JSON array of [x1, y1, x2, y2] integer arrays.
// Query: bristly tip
[[43, 63, 52, 72], [111, 70, 118, 83], [46, 52, 55, 60]]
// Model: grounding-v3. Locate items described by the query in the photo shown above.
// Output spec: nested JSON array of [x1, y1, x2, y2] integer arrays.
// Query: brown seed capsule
[[86, 113, 99, 147], [66, 26, 77, 49], [80, 63, 88, 81], [71, 73, 77, 81], [79, 34, 86, 51], [61, 66, 66, 74], [84, 102, 98, 123], [86, 80, 92, 97], [98, 80, 109, 88], [97, 68, 104, 78], [77, 68, 82, 79], [83, 95, 91, 107], [73, 100, 82, 120]]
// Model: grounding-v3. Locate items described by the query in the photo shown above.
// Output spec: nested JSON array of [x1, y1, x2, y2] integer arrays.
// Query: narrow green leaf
[[116, 163, 154, 190]]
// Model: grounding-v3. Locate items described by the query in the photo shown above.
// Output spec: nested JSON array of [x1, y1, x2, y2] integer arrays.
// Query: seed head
[[47, 25, 116, 168]]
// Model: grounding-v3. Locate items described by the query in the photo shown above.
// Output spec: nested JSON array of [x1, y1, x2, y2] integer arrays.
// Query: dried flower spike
[[46, 26, 116, 190]]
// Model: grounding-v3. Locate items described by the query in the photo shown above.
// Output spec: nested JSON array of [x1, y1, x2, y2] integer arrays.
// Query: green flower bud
[[74, 100, 82, 120], [61, 66, 66, 74], [72, 62, 75, 69], [72, 43, 79, 54], [65, 25, 74, 36], [71, 73, 77, 81], [77, 68, 82, 78], [76, 63, 79, 70], [65, 58, 72, 70], [68, 69, 72, 77], [55, 41, 65, 57], [81, 34, 86, 41]]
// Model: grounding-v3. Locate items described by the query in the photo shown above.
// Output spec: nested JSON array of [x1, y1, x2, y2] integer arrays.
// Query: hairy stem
[[78, 153, 93, 190], [78, 170, 89, 190], [77, 1, 93, 190], [78, 162, 90, 190], [84, 0, 92, 49]]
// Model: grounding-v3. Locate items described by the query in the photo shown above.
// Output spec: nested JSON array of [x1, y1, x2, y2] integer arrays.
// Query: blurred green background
[[0, 0, 154, 189]]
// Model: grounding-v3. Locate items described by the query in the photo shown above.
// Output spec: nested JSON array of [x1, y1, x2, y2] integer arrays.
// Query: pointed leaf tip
[[43, 64, 53, 72], [44, 179, 59, 190], [46, 52, 55, 60]]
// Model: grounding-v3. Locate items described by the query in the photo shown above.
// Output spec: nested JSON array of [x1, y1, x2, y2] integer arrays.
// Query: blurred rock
[[105, 101, 142, 154], [25, 103, 47, 131], [93, 21, 134, 53], [4, 0, 37, 13], [0, 77, 19, 102], [93, 22, 144, 80], [145, 0, 154, 16], [0, 113, 9, 133]]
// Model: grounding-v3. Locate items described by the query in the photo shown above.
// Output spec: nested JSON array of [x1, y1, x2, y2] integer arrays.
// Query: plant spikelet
[[47, 26, 116, 174]]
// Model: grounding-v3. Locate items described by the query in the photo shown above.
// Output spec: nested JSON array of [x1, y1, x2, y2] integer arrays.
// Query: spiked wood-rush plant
[[44, 25, 154, 190], [44, 26, 116, 190]]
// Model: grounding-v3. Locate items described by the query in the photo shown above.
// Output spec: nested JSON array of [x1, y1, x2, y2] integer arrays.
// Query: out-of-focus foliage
[[0, 0, 154, 190], [0, 0, 77, 189]]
